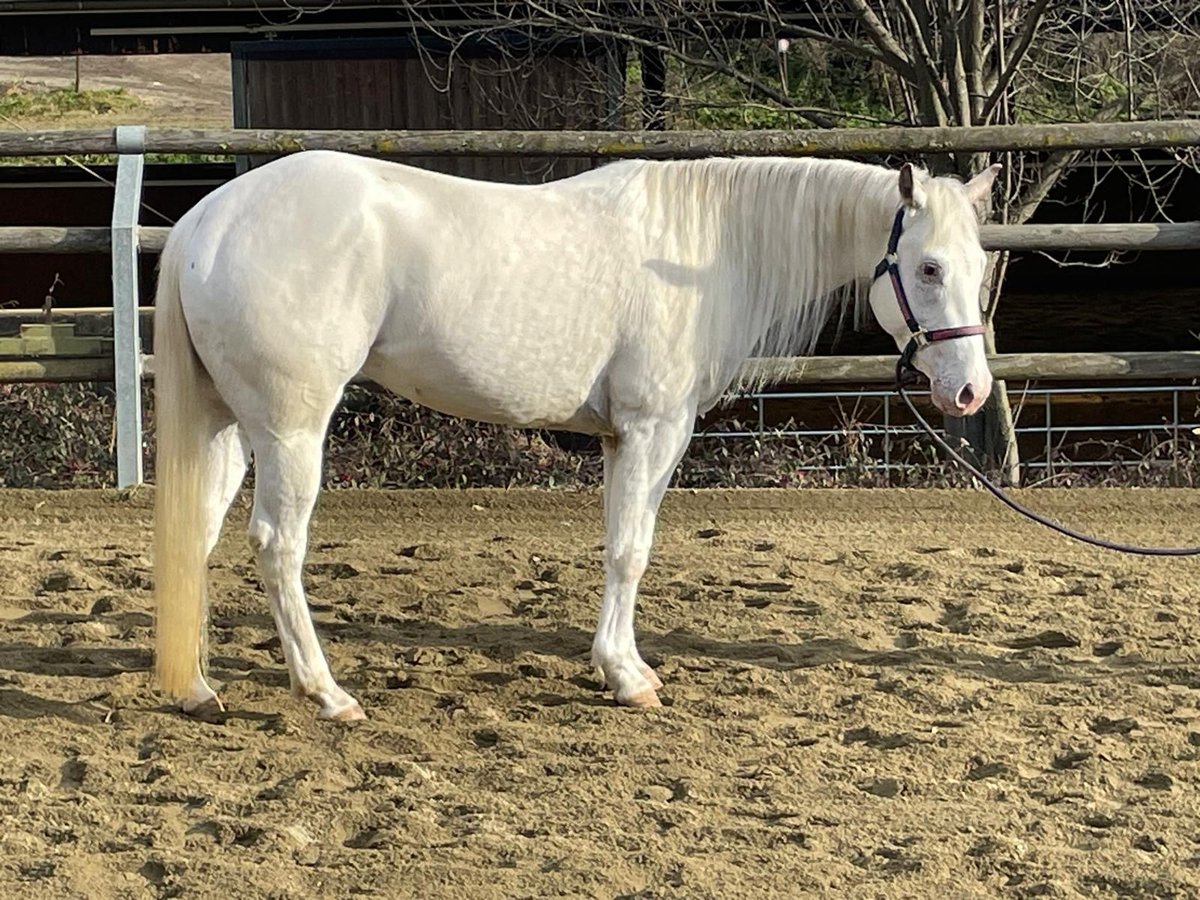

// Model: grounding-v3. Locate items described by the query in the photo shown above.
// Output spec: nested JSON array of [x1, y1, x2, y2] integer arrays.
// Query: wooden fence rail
[[4, 222, 1200, 255], [3, 120, 1200, 158], [4, 351, 1197, 385]]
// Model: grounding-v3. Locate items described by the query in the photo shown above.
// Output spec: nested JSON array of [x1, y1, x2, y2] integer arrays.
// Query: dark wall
[[0, 164, 229, 310], [232, 36, 623, 183]]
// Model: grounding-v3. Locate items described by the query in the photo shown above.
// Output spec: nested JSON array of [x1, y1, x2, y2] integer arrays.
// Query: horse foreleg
[[592, 410, 694, 708]]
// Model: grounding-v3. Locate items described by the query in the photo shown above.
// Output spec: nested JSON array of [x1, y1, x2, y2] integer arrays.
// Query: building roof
[[1, 2, 1175, 57], [0, 2, 836, 55]]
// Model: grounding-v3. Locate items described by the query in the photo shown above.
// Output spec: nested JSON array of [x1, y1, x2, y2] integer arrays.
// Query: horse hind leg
[[204, 423, 251, 556], [247, 426, 364, 721]]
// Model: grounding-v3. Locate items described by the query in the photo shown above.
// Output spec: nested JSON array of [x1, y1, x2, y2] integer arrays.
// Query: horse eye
[[919, 262, 942, 282]]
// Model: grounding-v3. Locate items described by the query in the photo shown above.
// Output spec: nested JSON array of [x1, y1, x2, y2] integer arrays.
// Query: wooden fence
[[2, 120, 1199, 485], [4, 119, 1200, 158]]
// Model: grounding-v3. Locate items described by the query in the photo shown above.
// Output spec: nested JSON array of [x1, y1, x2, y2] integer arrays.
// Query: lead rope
[[895, 359, 1200, 557]]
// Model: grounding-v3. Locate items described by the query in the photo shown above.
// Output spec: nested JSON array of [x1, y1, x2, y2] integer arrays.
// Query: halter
[[873, 207, 987, 377]]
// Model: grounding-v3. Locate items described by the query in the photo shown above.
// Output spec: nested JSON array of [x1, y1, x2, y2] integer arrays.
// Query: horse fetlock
[[641, 664, 664, 691], [615, 682, 662, 708], [595, 646, 663, 693], [289, 665, 360, 714], [181, 671, 219, 702]]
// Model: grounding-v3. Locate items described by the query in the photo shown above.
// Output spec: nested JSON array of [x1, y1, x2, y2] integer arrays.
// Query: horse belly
[[362, 334, 612, 433]]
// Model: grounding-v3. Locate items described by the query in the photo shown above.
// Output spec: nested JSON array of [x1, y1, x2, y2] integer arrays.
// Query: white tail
[[153, 235, 211, 698]]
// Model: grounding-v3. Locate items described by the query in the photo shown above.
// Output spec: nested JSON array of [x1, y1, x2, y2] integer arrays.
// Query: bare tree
[[785, 1, 1200, 480]]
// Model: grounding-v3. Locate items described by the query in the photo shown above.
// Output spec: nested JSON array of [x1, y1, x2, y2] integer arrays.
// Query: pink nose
[[955, 383, 976, 411]]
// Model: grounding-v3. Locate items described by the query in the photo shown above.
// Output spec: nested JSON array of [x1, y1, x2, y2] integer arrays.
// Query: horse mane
[[629, 156, 911, 396]]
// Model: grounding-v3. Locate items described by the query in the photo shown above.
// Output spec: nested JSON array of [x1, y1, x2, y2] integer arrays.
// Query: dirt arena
[[0, 487, 1198, 898]]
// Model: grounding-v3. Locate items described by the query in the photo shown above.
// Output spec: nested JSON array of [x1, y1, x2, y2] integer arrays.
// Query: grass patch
[[1, 84, 143, 121], [0, 85, 229, 165]]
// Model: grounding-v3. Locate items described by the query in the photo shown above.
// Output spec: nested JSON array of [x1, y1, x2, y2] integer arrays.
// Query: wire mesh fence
[[693, 382, 1200, 485]]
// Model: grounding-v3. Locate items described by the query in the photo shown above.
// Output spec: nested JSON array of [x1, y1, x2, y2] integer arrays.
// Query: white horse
[[154, 150, 999, 720]]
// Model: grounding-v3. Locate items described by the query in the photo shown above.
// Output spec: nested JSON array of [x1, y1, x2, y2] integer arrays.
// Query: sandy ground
[[0, 54, 232, 128], [0, 487, 1198, 898]]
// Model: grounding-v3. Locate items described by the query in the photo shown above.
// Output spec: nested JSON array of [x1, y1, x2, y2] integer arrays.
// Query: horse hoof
[[321, 700, 367, 722], [641, 667, 664, 691], [619, 688, 662, 709], [181, 695, 225, 719]]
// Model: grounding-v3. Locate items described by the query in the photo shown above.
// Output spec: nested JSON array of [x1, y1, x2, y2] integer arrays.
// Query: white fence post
[[111, 125, 146, 488]]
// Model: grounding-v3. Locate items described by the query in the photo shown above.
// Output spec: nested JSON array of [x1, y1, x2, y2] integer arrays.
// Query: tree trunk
[[943, 331, 1021, 485]]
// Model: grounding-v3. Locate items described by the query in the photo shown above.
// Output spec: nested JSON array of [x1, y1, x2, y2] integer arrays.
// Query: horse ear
[[964, 163, 1002, 205], [898, 163, 927, 209]]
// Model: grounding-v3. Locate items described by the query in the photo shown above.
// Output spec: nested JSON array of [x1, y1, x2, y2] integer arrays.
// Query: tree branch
[[980, 0, 1053, 121], [964, 0, 987, 122], [703, 8, 895, 68], [1005, 68, 1190, 225], [1010, 148, 1082, 225], [841, 0, 920, 81], [939, 0, 973, 125], [891, 0, 955, 125]]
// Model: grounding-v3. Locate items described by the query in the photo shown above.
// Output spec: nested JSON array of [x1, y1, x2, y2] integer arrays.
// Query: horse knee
[[607, 546, 649, 583], [247, 518, 275, 555]]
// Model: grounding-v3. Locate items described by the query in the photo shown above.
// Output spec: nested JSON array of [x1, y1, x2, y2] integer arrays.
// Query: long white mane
[[613, 156, 937, 395]]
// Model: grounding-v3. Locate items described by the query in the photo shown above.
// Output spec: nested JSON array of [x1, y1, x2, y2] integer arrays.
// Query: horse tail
[[153, 224, 211, 699]]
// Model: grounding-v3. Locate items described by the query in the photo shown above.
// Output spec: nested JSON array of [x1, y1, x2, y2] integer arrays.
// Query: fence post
[[111, 125, 146, 488]]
